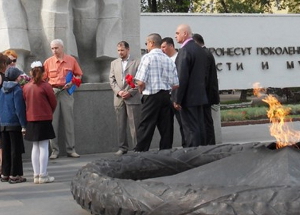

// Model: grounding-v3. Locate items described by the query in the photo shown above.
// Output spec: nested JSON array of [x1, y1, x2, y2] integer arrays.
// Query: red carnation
[[71, 77, 82, 87], [125, 74, 135, 88]]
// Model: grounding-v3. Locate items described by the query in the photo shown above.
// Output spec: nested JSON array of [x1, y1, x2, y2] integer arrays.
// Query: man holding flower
[[43, 39, 83, 159], [109, 41, 141, 155]]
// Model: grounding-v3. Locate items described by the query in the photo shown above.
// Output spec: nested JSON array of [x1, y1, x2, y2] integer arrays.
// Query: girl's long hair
[[31, 67, 44, 84], [0, 53, 8, 73]]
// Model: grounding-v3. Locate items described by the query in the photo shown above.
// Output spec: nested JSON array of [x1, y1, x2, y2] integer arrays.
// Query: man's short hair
[[161, 37, 175, 47], [148, 33, 162, 47], [117, 41, 130, 49], [192, 33, 205, 45], [51, 39, 64, 47]]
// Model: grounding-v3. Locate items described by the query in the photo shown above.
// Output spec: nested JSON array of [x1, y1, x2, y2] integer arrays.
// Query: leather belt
[[52, 85, 64, 89]]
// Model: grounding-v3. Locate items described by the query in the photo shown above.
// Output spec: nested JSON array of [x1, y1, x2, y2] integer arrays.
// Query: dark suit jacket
[[172, 40, 208, 106], [203, 46, 220, 105]]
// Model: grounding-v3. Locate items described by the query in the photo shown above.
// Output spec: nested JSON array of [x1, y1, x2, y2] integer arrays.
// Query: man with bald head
[[172, 24, 209, 147]]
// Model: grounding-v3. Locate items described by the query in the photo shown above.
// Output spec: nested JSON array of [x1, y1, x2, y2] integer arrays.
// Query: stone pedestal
[[23, 83, 223, 159], [212, 105, 222, 144]]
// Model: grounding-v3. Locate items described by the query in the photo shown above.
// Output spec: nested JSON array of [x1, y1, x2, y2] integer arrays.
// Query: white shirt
[[170, 52, 178, 62], [135, 49, 178, 95], [121, 55, 129, 83]]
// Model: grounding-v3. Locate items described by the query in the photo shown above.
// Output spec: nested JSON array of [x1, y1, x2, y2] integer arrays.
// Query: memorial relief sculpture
[[0, 0, 139, 83], [0, 0, 30, 71]]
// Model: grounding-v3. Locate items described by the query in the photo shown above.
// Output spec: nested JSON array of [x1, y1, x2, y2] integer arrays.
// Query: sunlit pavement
[[2, 121, 300, 215]]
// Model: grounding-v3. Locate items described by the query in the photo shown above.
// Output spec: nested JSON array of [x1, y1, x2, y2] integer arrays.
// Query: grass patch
[[221, 107, 267, 122], [220, 99, 251, 105], [221, 104, 300, 122]]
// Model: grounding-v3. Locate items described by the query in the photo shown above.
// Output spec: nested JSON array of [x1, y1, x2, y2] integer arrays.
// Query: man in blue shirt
[[134, 33, 179, 152]]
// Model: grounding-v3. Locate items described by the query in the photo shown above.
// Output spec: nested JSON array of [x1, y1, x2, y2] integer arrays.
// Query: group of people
[[110, 24, 220, 155], [0, 23, 219, 183], [0, 39, 83, 184]]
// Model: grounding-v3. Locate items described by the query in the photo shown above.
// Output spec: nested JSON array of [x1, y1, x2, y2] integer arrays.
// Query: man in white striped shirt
[[134, 33, 179, 152]]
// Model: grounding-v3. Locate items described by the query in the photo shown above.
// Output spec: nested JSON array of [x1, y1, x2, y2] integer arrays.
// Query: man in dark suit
[[109, 41, 141, 155], [161, 37, 186, 147], [172, 24, 209, 147], [193, 33, 220, 145]]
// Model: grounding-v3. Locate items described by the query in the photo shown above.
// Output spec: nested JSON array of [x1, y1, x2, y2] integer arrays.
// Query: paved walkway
[[222, 121, 300, 144], [1, 121, 300, 215], [0, 153, 107, 215]]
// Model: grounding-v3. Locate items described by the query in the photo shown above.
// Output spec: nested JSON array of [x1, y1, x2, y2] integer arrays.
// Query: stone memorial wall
[[141, 13, 300, 90]]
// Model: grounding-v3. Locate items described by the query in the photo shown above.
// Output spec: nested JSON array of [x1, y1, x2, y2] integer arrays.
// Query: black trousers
[[135, 90, 173, 151], [180, 105, 206, 147], [203, 104, 216, 145], [1, 129, 24, 177], [171, 100, 186, 147]]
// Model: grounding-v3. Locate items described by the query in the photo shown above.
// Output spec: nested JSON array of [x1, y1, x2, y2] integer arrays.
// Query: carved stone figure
[[0, 0, 30, 70], [0, 0, 140, 82]]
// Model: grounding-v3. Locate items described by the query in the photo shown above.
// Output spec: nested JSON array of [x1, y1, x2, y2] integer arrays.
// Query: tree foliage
[[141, 0, 300, 13], [285, 0, 300, 13], [141, 0, 201, 12], [140, 0, 300, 102]]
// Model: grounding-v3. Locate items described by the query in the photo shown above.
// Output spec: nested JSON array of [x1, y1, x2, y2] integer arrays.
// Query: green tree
[[141, 0, 300, 13], [215, 0, 273, 13], [141, 0, 205, 12], [214, 0, 300, 13], [285, 0, 300, 13]]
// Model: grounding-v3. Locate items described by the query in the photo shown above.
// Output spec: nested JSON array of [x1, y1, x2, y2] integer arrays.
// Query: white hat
[[31, 61, 43, 68]]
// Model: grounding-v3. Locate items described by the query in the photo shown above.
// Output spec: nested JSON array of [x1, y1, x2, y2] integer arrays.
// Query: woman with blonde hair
[[3, 50, 18, 68], [23, 61, 57, 184]]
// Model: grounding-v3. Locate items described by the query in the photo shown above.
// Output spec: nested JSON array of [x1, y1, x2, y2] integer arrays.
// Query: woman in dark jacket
[[0, 53, 9, 179], [0, 67, 26, 183]]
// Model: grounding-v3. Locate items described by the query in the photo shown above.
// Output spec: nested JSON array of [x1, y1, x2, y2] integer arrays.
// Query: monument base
[[23, 83, 222, 159]]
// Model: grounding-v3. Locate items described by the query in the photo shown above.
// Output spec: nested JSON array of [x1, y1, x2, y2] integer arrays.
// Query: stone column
[[41, 0, 78, 57], [0, 0, 30, 71], [212, 105, 222, 144]]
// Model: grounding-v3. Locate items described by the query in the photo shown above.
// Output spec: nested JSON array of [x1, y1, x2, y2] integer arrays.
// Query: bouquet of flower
[[65, 71, 82, 95], [125, 74, 135, 88], [116, 74, 136, 108], [18, 73, 31, 87]]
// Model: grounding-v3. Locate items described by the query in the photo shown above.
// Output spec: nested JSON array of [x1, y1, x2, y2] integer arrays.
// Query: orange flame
[[253, 82, 300, 148]]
